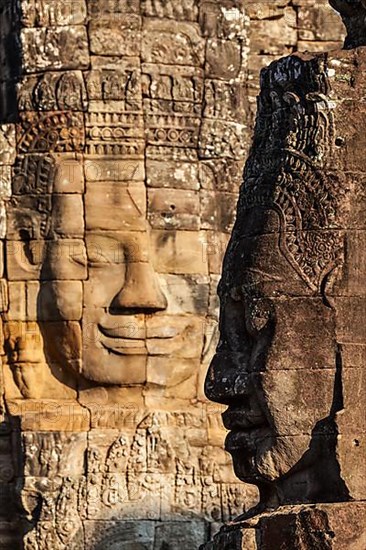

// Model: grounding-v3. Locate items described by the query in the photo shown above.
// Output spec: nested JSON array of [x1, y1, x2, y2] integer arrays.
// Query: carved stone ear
[[329, 0, 366, 48]]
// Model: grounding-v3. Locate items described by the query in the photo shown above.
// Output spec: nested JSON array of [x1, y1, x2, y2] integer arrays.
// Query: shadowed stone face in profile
[[205, 50, 366, 510]]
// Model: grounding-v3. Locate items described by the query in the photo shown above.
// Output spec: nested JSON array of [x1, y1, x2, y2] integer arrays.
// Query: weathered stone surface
[[142, 20, 205, 66], [0, 125, 16, 165], [0, 2, 351, 549], [37, 281, 83, 321], [6, 240, 87, 281], [203, 503, 366, 549], [21, 0, 88, 27], [21, 26, 89, 73], [50, 194, 84, 238], [151, 230, 208, 274], [17, 71, 88, 112], [204, 9, 366, 550], [84, 159, 145, 182], [53, 155, 85, 193], [148, 188, 200, 230], [146, 160, 200, 191], [89, 15, 142, 57], [85, 182, 147, 231]]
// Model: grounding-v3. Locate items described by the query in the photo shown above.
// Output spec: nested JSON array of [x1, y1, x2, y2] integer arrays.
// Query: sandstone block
[[151, 230, 208, 274], [148, 188, 200, 230], [335, 297, 366, 344], [21, 26, 89, 73], [84, 159, 145, 182], [298, 4, 345, 42], [21, 431, 87, 476], [146, 314, 204, 358], [154, 521, 207, 549], [6, 239, 87, 281], [21, 0, 87, 26], [200, 190, 237, 232], [50, 194, 84, 238], [6, 399, 90, 431], [85, 520, 155, 549], [146, 160, 200, 191], [199, 119, 247, 159], [37, 281, 83, 321], [258, 369, 337, 436], [85, 182, 147, 231], [0, 125, 16, 165], [160, 274, 210, 315], [53, 155, 85, 193], [89, 15, 142, 56], [142, 20, 205, 66], [250, 15, 297, 56], [206, 39, 242, 79], [146, 357, 199, 389]]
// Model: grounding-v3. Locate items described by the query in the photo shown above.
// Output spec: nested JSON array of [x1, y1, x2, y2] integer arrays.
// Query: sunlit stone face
[[3, 0, 249, 397], [5, 159, 215, 392]]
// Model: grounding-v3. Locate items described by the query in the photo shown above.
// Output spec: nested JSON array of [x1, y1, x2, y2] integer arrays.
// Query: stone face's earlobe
[[329, 0, 366, 47]]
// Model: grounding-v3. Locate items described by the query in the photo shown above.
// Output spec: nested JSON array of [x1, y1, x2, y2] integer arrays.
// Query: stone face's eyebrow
[[241, 268, 283, 283]]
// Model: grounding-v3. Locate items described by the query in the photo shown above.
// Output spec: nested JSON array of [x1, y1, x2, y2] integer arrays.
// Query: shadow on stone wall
[[0, 1, 22, 123]]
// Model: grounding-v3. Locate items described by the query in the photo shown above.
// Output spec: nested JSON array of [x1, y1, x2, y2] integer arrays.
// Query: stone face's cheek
[[38, 281, 83, 321], [255, 435, 312, 481], [261, 298, 336, 372], [83, 264, 126, 310], [256, 370, 336, 436]]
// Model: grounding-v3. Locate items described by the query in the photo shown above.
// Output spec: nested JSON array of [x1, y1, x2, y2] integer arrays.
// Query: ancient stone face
[[0, 1, 352, 548], [206, 50, 366, 507], [2, 0, 249, 396], [0, 2, 254, 547]]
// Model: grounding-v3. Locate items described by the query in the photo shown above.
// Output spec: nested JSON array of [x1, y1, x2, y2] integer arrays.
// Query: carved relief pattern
[[239, 56, 349, 291], [18, 412, 257, 549]]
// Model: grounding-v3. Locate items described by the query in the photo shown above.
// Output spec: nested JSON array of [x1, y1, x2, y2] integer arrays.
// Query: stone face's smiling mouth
[[97, 323, 179, 356], [98, 324, 145, 339]]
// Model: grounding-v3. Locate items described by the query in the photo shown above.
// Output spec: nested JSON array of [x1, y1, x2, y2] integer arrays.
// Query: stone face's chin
[[227, 432, 314, 486], [82, 346, 147, 385]]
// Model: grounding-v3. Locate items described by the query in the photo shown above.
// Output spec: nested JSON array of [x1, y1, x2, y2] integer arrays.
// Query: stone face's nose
[[111, 261, 167, 312], [205, 350, 253, 405]]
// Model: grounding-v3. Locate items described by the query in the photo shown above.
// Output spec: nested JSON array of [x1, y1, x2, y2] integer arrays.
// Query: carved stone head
[[2, 0, 248, 408], [205, 50, 366, 508]]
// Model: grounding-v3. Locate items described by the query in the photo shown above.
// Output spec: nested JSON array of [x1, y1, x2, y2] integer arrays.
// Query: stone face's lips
[[222, 409, 267, 431], [98, 324, 145, 339], [101, 340, 148, 356], [225, 427, 270, 452], [98, 324, 148, 355], [98, 322, 178, 356], [223, 407, 270, 452]]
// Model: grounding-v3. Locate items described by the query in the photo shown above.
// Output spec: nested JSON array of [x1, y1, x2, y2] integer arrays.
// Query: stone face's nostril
[[111, 262, 167, 312]]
